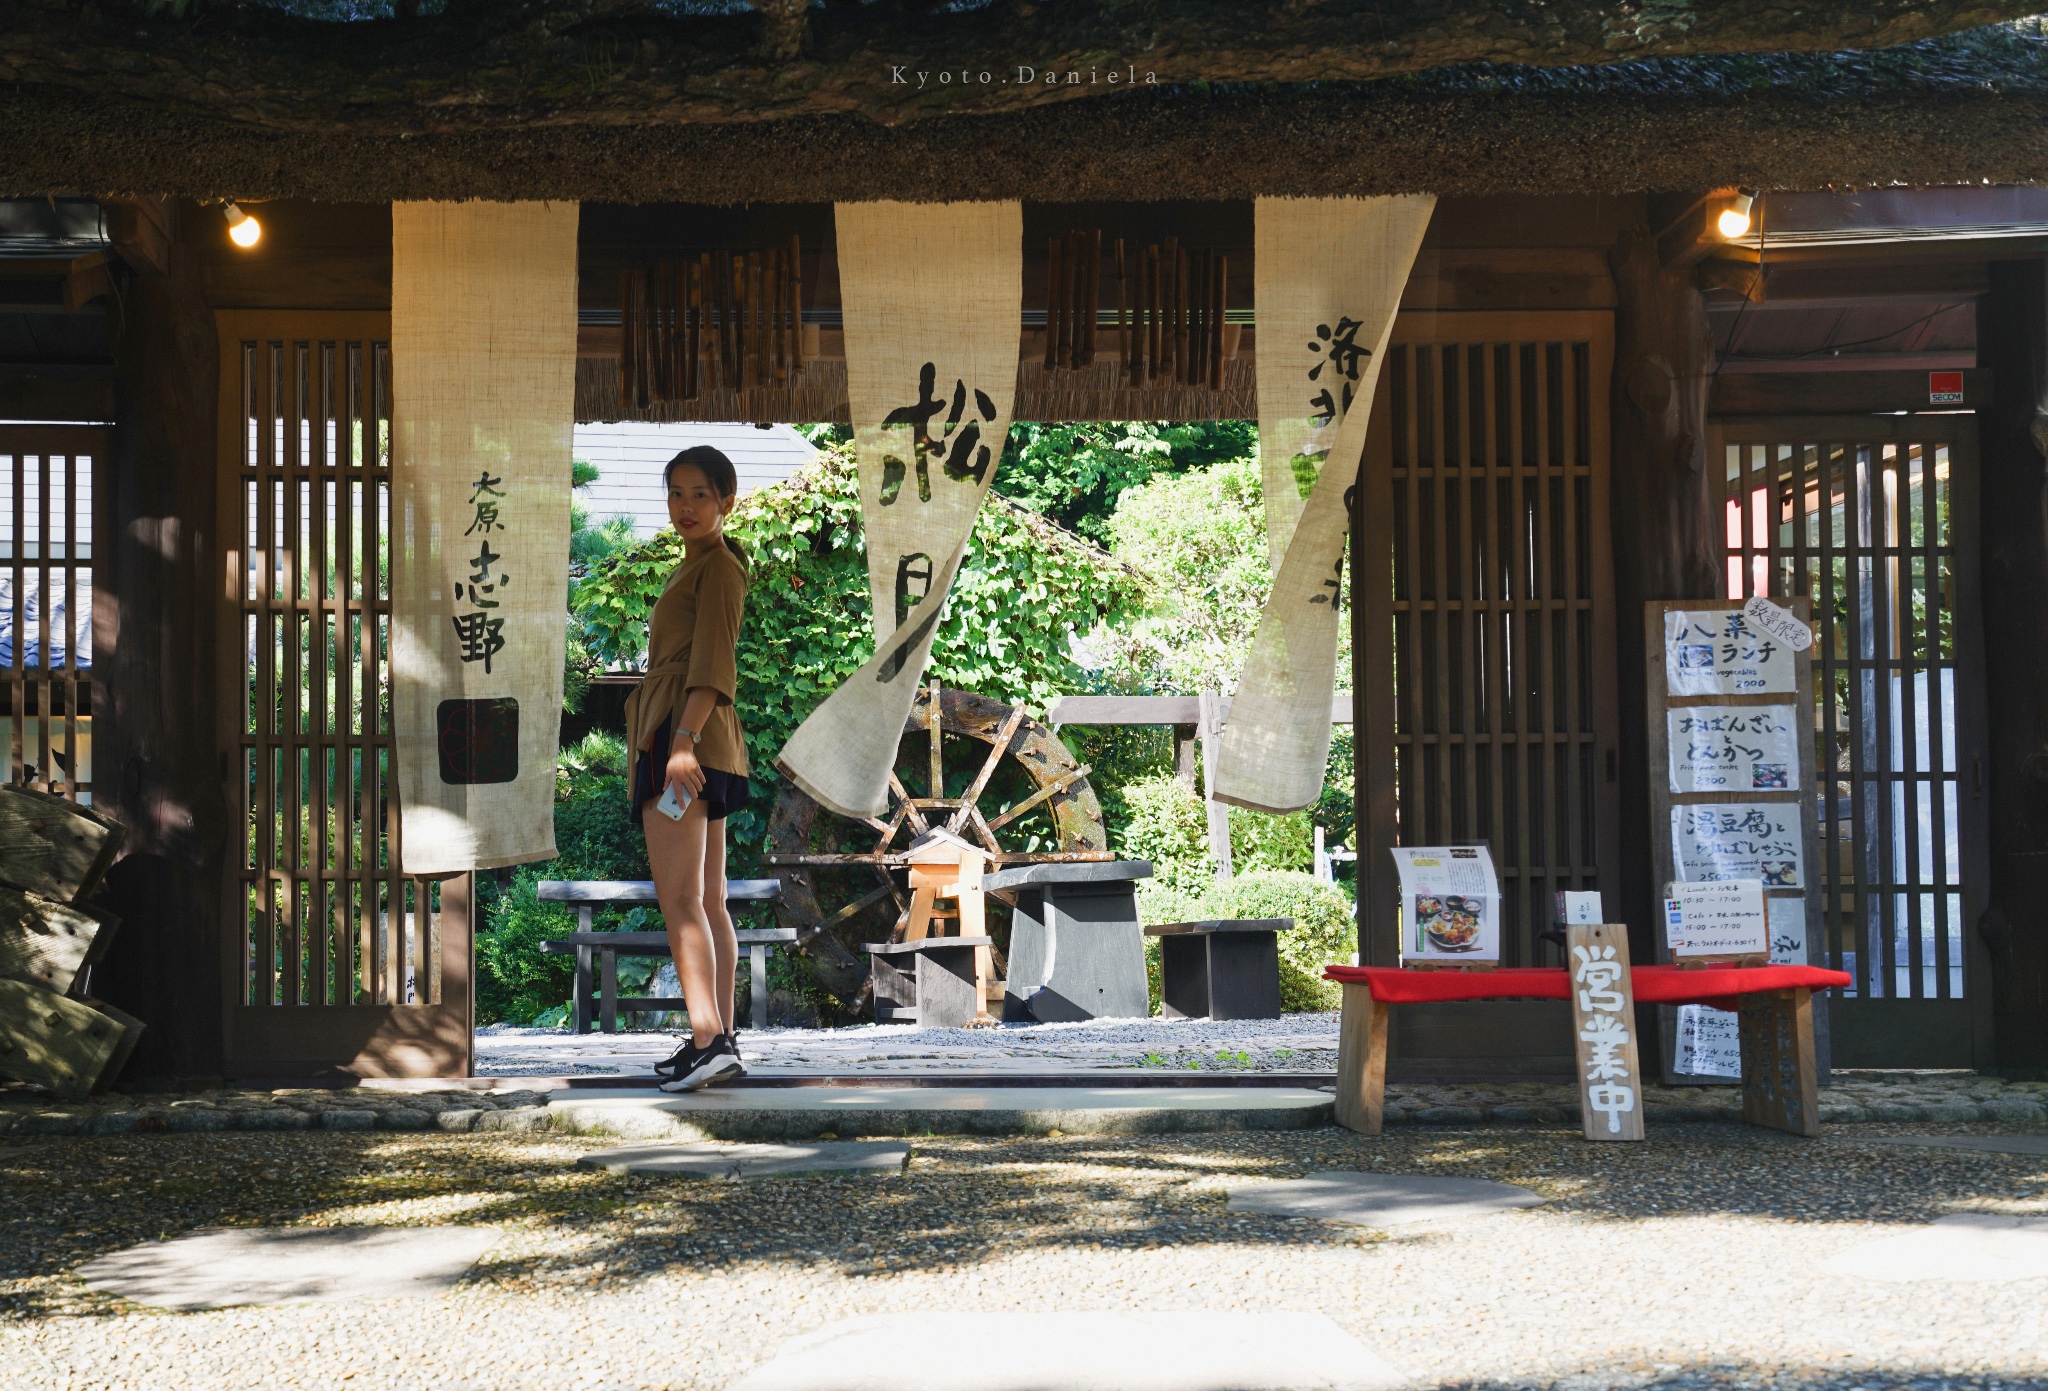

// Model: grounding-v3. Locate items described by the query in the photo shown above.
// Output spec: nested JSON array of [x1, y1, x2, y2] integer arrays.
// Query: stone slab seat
[[979, 859, 1153, 1024], [1145, 918, 1297, 1021], [538, 878, 786, 1034], [863, 936, 997, 1029]]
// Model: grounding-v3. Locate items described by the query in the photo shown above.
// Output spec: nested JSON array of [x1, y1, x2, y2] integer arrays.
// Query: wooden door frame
[[1707, 413, 1993, 1069], [213, 309, 473, 1080], [1352, 308, 1619, 1077]]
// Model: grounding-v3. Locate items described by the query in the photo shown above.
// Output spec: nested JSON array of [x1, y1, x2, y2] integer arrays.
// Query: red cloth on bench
[[1322, 963, 1852, 1011]]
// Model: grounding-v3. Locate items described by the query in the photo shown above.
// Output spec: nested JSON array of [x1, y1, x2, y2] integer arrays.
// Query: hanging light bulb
[[1716, 190, 1757, 241], [223, 202, 262, 249]]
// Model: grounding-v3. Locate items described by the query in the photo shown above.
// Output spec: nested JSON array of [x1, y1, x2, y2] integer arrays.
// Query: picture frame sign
[[1667, 705, 1801, 793], [1664, 878, 1769, 959], [1672, 802, 1805, 888], [1390, 846, 1501, 962], [1664, 609, 1796, 696]]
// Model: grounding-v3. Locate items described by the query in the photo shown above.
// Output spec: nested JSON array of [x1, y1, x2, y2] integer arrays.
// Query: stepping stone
[[77, 1226, 500, 1311], [1819, 1213, 2048, 1283], [1854, 1133, 2048, 1157], [729, 1311, 1402, 1391], [577, 1140, 909, 1179], [1227, 1171, 1545, 1226]]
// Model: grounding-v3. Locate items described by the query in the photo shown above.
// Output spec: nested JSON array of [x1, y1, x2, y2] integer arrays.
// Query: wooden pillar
[[1607, 208, 1722, 968], [1974, 259, 2048, 1070], [90, 202, 227, 1085]]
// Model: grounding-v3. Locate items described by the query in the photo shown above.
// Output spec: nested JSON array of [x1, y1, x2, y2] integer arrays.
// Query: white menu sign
[[1664, 878, 1769, 957], [1672, 802, 1805, 887], [1391, 845, 1501, 961], [1768, 895, 1807, 965], [1667, 705, 1802, 793], [1742, 594, 1814, 652], [1675, 1004, 1743, 1077], [1664, 609, 1796, 696]]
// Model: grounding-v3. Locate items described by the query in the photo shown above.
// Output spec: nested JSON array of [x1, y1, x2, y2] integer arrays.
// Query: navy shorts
[[631, 718, 751, 823]]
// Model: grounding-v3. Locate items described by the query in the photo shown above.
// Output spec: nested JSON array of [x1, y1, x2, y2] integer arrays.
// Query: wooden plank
[[0, 976, 131, 1098], [1334, 981, 1387, 1135], [1566, 922, 1646, 1141], [0, 886, 117, 995], [1739, 986, 1820, 1137], [1712, 368, 1993, 417], [1044, 693, 1354, 727], [0, 784, 125, 903]]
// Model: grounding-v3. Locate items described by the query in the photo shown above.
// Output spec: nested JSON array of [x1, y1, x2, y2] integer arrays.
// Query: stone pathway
[[8, 1126, 2048, 1390]]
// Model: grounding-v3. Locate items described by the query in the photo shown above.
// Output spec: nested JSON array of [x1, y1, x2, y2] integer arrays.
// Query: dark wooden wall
[[93, 201, 391, 1086], [1976, 259, 2048, 1073]]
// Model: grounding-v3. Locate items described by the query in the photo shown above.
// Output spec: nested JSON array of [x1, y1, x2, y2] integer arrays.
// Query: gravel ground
[[4, 1122, 2046, 1391]]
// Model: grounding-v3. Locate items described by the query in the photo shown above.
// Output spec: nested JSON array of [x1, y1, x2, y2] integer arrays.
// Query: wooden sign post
[[1567, 922, 1645, 1141]]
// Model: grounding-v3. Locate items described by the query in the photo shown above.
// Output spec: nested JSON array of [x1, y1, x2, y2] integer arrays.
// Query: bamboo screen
[[219, 314, 455, 1009], [1356, 312, 1620, 968], [1713, 416, 1980, 1003], [0, 425, 95, 804]]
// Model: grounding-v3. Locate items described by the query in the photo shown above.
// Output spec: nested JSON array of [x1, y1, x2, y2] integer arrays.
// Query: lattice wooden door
[[214, 310, 472, 1078], [1712, 415, 1990, 1068], [1355, 311, 1621, 976], [0, 424, 97, 804]]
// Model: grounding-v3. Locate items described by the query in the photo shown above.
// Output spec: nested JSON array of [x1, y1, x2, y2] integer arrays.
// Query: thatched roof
[[5, 2, 2048, 201]]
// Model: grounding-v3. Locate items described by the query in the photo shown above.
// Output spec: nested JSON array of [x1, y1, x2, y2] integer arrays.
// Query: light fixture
[[223, 202, 262, 249], [1716, 189, 1757, 241]]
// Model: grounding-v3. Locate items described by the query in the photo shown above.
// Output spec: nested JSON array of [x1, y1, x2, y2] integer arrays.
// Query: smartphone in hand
[[656, 782, 692, 821]]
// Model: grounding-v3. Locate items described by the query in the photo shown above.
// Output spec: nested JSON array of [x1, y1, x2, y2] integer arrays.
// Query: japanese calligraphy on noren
[[1664, 608, 1795, 696], [451, 470, 514, 675], [1567, 922, 1644, 1141], [878, 361, 999, 505], [1672, 802, 1805, 887], [1667, 704, 1801, 793]]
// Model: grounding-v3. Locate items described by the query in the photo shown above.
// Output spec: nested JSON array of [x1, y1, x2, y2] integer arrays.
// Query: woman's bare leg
[[701, 813, 736, 1035], [643, 799, 722, 1049]]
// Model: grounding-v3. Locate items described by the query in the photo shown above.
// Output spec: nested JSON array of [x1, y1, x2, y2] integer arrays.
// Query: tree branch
[[0, 0, 2035, 133]]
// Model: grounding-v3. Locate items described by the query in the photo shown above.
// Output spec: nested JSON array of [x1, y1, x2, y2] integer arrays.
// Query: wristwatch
[[673, 726, 702, 745]]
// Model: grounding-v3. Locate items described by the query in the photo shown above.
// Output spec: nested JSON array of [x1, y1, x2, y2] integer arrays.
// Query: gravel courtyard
[[5, 1121, 2046, 1391]]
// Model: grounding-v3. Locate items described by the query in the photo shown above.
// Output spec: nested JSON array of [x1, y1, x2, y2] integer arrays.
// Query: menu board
[[1663, 878, 1769, 958], [1672, 802, 1805, 888], [1768, 895, 1807, 965], [1391, 845, 1501, 962], [1667, 705, 1802, 793], [1664, 609, 1797, 696], [1674, 1005, 1743, 1078]]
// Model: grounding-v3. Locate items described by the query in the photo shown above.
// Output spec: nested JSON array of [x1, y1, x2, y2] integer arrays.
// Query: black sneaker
[[658, 1036, 743, 1093], [724, 1032, 748, 1078], [652, 1039, 692, 1080]]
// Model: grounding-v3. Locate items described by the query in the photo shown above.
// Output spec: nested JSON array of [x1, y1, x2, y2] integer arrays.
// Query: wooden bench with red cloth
[[1323, 963, 1853, 1138]]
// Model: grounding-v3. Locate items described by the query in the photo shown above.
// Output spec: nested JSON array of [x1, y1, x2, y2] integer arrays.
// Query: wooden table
[[864, 936, 997, 1028], [1326, 963, 1853, 1139]]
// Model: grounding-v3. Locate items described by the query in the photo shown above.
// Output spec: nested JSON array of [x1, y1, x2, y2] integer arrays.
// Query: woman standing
[[623, 446, 753, 1092]]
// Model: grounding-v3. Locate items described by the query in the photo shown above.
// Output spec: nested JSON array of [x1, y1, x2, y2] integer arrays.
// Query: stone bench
[[980, 860, 1153, 1023], [1145, 918, 1297, 1020], [864, 936, 996, 1029], [537, 879, 784, 1034]]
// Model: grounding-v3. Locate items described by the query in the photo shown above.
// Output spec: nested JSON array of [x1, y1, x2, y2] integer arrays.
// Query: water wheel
[[764, 683, 1110, 1005]]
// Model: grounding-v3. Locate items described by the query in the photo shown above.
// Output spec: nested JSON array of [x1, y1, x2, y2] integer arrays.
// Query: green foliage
[[1201, 870, 1357, 1012], [993, 422, 1257, 546], [564, 459, 637, 717], [570, 442, 1143, 870], [1115, 772, 1314, 891], [474, 732, 653, 1025]]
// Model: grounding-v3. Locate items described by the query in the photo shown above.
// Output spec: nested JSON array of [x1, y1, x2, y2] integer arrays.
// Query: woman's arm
[[663, 686, 723, 798]]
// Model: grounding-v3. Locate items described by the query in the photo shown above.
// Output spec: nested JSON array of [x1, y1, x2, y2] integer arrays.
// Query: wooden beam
[[1045, 693, 1354, 727], [1712, 368, 1994, 415], [104, 198, 173, 277]]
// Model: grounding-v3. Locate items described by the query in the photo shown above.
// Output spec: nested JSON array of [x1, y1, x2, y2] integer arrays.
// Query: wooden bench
[[538, 879, 785, 1034], [1326, 961, 1852, 1140], [1145, 918, 1296, 1020]]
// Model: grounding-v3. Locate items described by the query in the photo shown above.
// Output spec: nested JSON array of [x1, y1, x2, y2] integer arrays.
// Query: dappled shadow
[[4, 1123, 2045, 1320]]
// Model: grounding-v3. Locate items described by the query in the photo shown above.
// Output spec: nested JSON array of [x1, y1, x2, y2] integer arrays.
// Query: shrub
[[1199, 870, 1357, 1012]]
